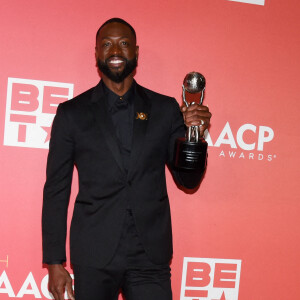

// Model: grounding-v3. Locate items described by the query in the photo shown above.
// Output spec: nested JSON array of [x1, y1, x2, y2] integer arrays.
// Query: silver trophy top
[[183, 72, 206, 94], [182, 72, 206, 107]]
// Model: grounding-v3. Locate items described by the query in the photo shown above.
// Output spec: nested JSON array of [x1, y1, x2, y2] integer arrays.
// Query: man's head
[[95, 18, 139, 83], [96, 18, 136, 42]]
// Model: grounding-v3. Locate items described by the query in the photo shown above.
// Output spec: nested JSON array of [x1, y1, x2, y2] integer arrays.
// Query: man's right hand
[[48, 264, 75, 300]]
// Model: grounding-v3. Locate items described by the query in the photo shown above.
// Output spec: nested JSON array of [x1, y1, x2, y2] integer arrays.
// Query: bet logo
[[4, 78, 73, 149], [180, 257, 242, 300]]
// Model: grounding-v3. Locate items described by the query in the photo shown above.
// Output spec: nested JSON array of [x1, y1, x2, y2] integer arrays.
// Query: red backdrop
[[0, 0, 299, 299]]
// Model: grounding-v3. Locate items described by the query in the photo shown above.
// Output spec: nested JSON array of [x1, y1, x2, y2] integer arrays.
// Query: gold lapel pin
[[136, 112, 148, 120]]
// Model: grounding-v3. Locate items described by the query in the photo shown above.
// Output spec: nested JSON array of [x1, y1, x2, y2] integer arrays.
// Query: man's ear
[[136, 45, 139, 61], [95, 47, 98, 66]]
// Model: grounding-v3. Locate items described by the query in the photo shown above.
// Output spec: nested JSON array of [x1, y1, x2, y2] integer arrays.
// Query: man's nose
[[111, 43, 122, 56]]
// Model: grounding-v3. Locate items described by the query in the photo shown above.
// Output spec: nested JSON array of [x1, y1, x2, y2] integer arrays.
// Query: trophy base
[[174, 137, 207, 171]]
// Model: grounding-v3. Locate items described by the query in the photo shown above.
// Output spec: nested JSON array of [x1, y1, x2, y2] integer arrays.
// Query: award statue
[[174, 72, 208, 174]]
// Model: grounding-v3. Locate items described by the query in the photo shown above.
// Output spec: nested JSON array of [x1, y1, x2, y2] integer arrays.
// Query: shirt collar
[[101, 80, 136, 111]]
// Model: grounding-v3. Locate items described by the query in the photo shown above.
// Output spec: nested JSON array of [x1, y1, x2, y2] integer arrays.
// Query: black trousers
[[73, 210, 172, 300]]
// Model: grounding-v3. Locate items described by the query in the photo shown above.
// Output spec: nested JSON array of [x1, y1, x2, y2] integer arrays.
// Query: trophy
[[174, 72, 208, 173]]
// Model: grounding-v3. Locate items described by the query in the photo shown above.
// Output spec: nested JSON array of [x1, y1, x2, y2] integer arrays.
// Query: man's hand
[[181, 104, 211, 137], [48, 264, 75, 300]]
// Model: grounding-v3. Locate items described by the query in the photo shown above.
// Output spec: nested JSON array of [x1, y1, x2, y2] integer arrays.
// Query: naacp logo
[[0, 269, 74, 298], [180, 257, 242, 300], [205, 122, 276, 162], [3, 78, 74, 149]]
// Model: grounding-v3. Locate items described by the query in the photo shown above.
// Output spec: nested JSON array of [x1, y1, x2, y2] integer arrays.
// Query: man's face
[[95, 22, 139, 83]]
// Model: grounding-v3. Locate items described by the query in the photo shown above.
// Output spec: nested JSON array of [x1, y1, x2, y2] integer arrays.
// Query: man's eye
[[103, 42, 111, 47], [121, 41, 128, 46]]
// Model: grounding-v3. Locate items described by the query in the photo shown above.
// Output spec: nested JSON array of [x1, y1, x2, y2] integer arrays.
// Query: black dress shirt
[[101, 80, 135, 174]]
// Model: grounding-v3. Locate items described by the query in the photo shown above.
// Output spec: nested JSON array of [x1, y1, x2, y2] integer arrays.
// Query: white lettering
[[0, 270, 15, 297], [41, 275, 53, 299], [219, 150, 225, 157], [258, 126, 274, 151], [236, 124, 256, 150], [229, 151, 236, 158], [204, 130, 213, 147], [214, 122, 237, 148], [239, 152, 245, 159], [16, 272, 41, 298]]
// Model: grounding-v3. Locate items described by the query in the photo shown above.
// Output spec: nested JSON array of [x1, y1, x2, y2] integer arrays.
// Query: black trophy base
[[174, 137, 208, 172]]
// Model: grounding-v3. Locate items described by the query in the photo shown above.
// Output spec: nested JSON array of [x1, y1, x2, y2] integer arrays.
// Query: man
[[42, 18, 211, 300]]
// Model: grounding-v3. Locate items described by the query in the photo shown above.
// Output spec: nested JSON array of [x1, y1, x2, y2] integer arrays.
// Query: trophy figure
[[174, 72, 208, 174]]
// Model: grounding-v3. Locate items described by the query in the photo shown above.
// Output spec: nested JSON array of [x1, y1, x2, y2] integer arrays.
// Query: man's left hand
[[181, 104, 211, 137]]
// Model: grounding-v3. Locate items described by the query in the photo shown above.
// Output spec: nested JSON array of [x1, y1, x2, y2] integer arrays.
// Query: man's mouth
[[107, 57, 126, 68]]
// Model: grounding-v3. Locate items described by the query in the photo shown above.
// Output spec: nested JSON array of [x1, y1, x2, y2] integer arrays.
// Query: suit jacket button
[[127, 181, 132, 186]]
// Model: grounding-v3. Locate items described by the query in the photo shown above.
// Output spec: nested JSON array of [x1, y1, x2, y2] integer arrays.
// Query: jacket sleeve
[[42, 104, 75, 264], [167, 99, 204, 190]]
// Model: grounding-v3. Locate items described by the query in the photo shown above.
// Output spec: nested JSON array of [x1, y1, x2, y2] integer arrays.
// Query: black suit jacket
[[42, 81, 186, 268]]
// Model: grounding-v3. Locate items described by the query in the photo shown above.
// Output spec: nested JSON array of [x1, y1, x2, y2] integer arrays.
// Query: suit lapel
[[128, 84, 151, 179], [89, 82, 126, 175]]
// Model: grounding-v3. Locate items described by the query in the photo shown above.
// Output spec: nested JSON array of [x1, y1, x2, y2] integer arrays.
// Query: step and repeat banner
[[0, 0, 299, 299]]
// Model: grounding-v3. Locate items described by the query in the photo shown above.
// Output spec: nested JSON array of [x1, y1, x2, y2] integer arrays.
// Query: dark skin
[[47, 22, 211, 300], [48, 265, 74, 300], [182, 104, 211, 136], [96, 22, 139, 96]]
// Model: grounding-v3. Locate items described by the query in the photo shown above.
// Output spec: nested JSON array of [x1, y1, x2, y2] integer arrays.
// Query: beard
[[97, 56, 137, 83]]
